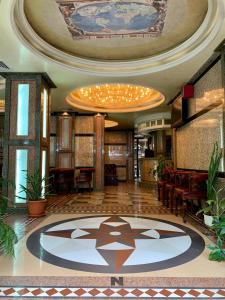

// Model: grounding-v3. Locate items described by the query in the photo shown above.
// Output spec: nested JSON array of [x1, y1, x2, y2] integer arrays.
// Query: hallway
[[1, 183, 225, 299]]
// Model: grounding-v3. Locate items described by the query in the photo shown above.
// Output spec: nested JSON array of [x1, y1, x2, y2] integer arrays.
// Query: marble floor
[[1, 183, 225, 299]]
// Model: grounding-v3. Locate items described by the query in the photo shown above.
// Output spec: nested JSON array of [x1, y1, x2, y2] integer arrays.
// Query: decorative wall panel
[[105, 131, 127, 144], [175, 58, 224, 171], [104, 145, 127, 165], [75, 116, 94, 134], [176, 105, 223, 171], [50, 136, 56, 167], [75, 136, 94, 167], [57, 152, 73, 168], [116, 167, 127, 181], [9, 80, 36, 140], [186, 61, 223, 119]]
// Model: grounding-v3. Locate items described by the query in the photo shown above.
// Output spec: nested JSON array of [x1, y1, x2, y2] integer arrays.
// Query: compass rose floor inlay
[[27, 215, 205, 274]]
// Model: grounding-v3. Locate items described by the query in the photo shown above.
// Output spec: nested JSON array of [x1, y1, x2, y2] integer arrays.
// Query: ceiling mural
[[56, 0, 167, 40], [23, 0, 208, 60]]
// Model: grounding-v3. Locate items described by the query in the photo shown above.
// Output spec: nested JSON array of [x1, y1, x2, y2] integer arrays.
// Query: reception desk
[[140, 158, 158, 183]]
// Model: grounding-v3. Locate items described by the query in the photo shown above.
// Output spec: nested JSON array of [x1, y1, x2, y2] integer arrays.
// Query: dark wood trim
[[115, 165, 127, 168], [0, 72, 56, 88], [74, 133, 94, 137], [104, 143, 127, 146], [174, 99, 223, 129], [50, 133, 56, 137], [75, 166, 94, 169], [177, 168, 224, 177], [7, 140, 36, 146], [51, 112, 95, 116]]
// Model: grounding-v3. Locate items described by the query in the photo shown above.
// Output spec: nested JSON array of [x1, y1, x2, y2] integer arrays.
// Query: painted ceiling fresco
[[56, 0, 167, 39]]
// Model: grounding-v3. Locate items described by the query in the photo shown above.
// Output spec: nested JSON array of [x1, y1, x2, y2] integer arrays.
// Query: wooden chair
[[104, 164, 118, 186], [175, 173, 208, 222], [75, 168, 95, 192]]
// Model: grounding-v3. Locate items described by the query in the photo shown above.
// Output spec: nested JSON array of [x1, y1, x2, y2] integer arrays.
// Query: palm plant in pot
[[0, 179, 17, 256], [17, 169, 52, 218]]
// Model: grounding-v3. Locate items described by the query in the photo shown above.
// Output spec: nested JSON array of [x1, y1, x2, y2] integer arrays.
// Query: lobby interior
[[1, 0, 225, 299]]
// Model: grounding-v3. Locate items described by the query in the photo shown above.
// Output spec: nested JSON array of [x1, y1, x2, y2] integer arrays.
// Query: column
[[94, 114, 104, 191], [127, 131, 134, 181], [56, 113, 73, 168], [2, 73, 56, 207]]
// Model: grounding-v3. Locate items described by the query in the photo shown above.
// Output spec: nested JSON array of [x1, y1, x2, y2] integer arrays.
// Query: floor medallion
[[27, 215, 205, 273]]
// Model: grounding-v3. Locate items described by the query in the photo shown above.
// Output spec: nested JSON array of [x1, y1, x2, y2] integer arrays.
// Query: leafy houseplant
[[197, 142, 223, 226], [17, 169, 52, 217], [0, 180, 17, 256], [208, 215, 225, 261], [153, 156, 166, 181], [197, 142, 225, 261]]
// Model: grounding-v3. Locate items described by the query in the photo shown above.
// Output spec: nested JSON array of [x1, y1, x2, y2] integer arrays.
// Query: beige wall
[[175, 60, 224, 171], [176, 105, 223, 170]]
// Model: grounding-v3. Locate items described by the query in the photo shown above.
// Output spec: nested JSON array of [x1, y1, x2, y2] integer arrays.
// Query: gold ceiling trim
[[66, 84, 165, 113]]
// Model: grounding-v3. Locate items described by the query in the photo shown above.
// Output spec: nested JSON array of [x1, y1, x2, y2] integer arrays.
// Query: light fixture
[[104, 119, 118, 128], [66, 83, 165, 113]]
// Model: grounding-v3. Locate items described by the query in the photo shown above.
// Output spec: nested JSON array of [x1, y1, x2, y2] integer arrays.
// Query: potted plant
[[0, 179, 17, 256], [208, 215, 225, 261], [153, 156, 166, 181], [17, 169, 52, 218], [197, 142, 222, 226]]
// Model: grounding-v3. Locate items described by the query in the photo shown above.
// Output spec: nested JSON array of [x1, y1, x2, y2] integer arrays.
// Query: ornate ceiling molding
[[11, 0, 225, 76]]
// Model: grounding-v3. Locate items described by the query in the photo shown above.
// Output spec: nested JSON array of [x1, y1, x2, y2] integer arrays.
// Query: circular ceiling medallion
[[66, 84, 165, 112], [11, 0, 224, 75], [27, 215, 205, 273], [22, 0, 208, 61]]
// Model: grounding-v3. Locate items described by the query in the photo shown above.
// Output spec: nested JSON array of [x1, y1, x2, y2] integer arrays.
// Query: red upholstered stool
[[157, 168, 173, 205], [164, 169, 176, 208], [173, 171, 193, 215], [177, 173, 208, 222]]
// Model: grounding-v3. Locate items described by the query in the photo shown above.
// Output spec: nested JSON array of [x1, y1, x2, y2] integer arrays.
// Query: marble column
[[56, 113, 73, 168], [94, 114, 104, 191], [2, 73, 56, 207]]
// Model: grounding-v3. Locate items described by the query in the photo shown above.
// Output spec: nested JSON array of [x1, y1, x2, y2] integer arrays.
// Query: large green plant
[[207, 142, 222, 201], [17, 169, 52, 201], [0, 179, 17, 256], [208, 215, 225, 262]]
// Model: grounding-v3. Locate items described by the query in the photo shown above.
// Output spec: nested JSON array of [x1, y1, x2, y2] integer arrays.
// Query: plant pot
[[27, 199, 47, 218], [204, 214, 214, 227]]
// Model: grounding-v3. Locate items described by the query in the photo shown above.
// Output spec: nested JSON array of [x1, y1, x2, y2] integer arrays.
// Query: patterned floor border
[[0, 286, 225, 298]]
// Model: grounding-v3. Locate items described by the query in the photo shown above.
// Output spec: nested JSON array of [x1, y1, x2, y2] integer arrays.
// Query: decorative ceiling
[[23, 0, 208, 60], [66, 84, 165, 112], [1, 0, 225, 129]]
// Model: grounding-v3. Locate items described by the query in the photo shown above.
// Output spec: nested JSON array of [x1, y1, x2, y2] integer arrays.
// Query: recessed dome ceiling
[[23, 0, 208, 61], [66, 84, 165, 112]]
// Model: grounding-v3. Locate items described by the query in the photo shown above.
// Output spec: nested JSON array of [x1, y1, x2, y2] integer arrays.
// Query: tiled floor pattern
[[1, 286, 225, 298], [46, 189, 169, 214], [1, 184, 225, 299]]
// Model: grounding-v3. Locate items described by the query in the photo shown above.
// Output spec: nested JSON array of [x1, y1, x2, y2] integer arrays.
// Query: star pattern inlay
[[44, 216, 188, 272]]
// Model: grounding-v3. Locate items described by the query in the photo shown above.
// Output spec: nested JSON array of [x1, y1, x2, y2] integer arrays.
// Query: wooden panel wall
[[104, 130, 134, 181], [56, 115, 73, 168]]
